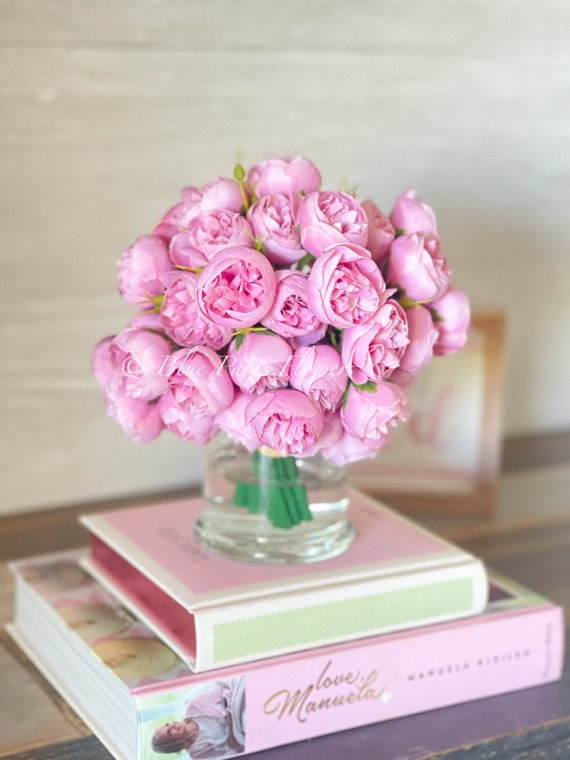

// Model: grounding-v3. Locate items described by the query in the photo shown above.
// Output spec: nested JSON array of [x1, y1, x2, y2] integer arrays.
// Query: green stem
[[233, 163, 250, 212], [232, 449, 312, 529]]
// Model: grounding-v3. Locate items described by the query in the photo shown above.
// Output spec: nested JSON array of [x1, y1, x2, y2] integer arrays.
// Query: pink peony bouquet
[[93, 157, 470, 470]]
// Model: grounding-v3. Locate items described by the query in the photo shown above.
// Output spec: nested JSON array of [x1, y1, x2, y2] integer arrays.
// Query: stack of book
[[8, 490, 565, 760]]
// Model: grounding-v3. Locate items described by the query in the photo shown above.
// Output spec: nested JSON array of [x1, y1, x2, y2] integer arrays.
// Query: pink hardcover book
[[79, 490, 488, 671], [8, 550, 564, 760]]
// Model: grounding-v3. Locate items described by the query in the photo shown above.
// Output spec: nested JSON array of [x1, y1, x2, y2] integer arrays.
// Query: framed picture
[[350, 310, 506, 516]]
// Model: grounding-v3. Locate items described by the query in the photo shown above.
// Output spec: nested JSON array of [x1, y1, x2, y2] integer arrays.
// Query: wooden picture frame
[[350, 310, 506, 516]]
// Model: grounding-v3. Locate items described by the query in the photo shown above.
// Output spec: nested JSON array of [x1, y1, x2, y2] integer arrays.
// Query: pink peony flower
[[341, 299, 409, 384], [307, 243, 386, 328], [158, 394, 218, 444], [387, 232, 450, 303], [247, 193, 305, 265], [118, 235, 172, 307], [153, 187, 203, 242], [95, 158, 470, 465], [299, 191, 369, 257], [247, 157, 321, 197], [261, 269, 325, 339], [169, 209, 254, 270], [196, 247, 277, 328], [91, 331, 171, 443], [307, 413, 343, 456], [430, 288, 471, 356], [246, 389, 325, 457], [199, 176, 244, 212], [128, 311, 162, 331], [322, 430, 380, 466], [289, 345, 348, 414], [390, 305, 438, 386], [156, 346, 233, 443], [112, 398, 163, 442], [216, 392, 261, 452], [111, 328, 172, 401], [153, 179, 243, 243], [341, 381, 409, 450], [361, 199, 395, 266], [227, 333, 292, 394], [160, 346, 235, 416], [159, 271, 232, 350], [92, 337, 117, 391], [390, 190, 438, 236]]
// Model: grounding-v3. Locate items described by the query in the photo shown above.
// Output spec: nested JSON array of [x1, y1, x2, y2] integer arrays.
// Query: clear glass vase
[[195, 434, 354, 564]]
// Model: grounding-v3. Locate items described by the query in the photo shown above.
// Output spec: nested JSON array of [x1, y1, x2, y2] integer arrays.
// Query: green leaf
[[234, 332, 245, 350], [253, 236, 267, 255], [398, 295, 418, 310], [296, 252, 316, 270], [327, 327, 343, 350], [174, 264, 202, 274], [354, 380, 377, 393], [146, 293, 164, 313]]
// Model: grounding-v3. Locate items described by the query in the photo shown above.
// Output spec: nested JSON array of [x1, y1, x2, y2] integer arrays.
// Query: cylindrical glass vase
[[195, 434, 354, 564]]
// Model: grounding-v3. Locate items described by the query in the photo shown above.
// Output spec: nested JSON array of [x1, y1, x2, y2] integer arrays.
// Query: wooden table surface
[[1, 447, 569, 760]]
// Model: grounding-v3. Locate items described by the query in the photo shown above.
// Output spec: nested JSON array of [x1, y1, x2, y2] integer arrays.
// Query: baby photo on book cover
[[141, 676, 246, 760]]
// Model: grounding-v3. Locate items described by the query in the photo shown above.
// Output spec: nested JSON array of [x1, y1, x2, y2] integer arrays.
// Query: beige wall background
[[1, 1, 570, 516]]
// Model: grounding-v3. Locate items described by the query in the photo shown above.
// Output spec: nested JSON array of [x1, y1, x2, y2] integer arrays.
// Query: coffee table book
[[79, 490, 488, 672], [8, 550, 564, 760]]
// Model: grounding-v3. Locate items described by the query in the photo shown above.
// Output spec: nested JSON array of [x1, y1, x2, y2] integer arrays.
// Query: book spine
[[134, 604, 564, 758], [84, 536, 488, 671], [195, 558, 488, 670]]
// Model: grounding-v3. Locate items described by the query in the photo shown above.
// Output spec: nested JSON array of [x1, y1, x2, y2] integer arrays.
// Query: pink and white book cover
[[80, 490, 488, 670], [9, 551, 564, 760]]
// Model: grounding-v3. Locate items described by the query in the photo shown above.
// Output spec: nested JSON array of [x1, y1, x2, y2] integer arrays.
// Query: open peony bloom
[[289, 344, 348, 413], [247, 193, 305, 266], [307, 243, 386, 328], [299, 191, 369, 257], [341, 300, 409, 384], [93, 156, 469, 462], [169, 209, 254, 270], [196, 247, 277, 328], [261, 269, 324, 338], [246, 389, 325, 457], [159, 271, 232, 350]]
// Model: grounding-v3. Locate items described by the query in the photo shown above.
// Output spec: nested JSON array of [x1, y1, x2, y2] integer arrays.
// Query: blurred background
[[1, 0, 569, 516]]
